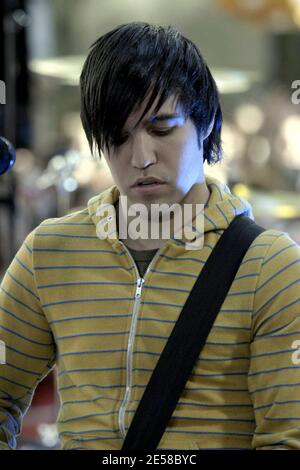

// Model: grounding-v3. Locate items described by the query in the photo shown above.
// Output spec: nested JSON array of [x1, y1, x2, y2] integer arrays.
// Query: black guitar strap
[[122, 214, 266, 451]]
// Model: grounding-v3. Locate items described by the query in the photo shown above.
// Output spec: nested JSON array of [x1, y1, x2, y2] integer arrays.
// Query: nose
[[130, 131, 157, 169]]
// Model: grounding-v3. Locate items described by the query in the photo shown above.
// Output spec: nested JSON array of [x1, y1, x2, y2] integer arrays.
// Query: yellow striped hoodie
[[1, 176, 300, 450]]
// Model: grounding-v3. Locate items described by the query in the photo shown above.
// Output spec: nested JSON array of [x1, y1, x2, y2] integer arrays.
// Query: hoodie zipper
[[117, 241, 163, 439]]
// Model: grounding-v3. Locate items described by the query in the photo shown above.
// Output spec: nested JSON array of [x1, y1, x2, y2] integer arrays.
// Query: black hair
[[80, 22, 222, 164]]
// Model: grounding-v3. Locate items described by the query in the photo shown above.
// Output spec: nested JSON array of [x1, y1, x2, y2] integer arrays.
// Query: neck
[[116, 181, 210, 251]]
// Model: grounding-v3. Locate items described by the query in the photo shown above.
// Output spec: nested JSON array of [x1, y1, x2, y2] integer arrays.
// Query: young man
[[1, 22, 300, 450]]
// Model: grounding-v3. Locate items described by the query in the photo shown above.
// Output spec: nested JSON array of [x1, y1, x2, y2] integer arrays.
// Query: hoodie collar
[[87, 176, 253, 249], [204, 176, 253, 232]]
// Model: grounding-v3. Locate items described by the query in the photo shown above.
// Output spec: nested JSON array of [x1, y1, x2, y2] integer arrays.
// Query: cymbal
[[233, 184, 300, 219], [29, 55, 260, 93]]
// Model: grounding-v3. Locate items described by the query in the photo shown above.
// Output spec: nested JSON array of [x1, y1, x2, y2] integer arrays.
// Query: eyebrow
[[148, 113, 182, 123]]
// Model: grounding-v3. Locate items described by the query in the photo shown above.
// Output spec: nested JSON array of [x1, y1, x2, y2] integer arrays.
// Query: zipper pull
[[135, 278, 144, 299]]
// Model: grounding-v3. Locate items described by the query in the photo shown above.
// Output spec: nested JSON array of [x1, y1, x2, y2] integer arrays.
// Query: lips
[[132, 177, 166, 187]]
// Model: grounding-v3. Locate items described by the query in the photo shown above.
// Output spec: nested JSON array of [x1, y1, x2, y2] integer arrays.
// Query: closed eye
[[113, 127, 175, 147]]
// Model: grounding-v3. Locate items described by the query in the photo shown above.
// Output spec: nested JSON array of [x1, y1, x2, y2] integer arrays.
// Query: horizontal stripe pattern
[[1, 176, 300, 450]]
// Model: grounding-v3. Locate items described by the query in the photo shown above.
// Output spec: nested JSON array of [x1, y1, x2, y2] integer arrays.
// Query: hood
[[87, 176, 253, 248], [204, 176, 253, 232]]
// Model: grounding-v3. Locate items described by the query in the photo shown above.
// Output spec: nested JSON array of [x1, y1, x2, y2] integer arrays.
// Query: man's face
[[102, 94, 207, 209]]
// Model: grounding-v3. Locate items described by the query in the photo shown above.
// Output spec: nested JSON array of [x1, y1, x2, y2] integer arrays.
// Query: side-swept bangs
[[80, 22, 222, 164]]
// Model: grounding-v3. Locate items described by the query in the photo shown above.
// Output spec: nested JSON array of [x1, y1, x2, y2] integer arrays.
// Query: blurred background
[[0, 0, 300, 450]]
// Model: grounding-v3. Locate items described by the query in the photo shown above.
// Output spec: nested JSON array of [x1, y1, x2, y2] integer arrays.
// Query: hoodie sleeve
[[249, 231, 300, 450], [0, 228, 55, 449]]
